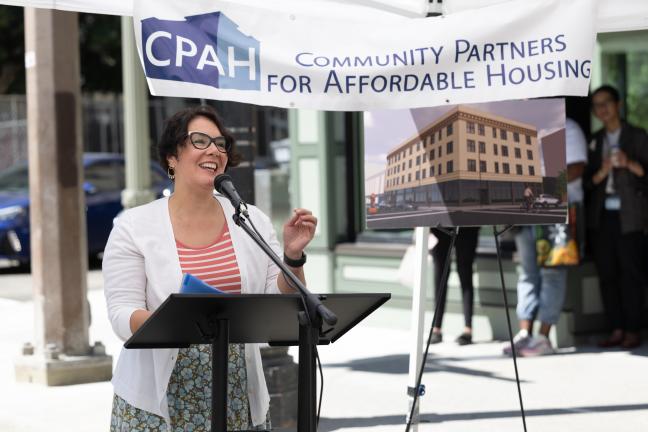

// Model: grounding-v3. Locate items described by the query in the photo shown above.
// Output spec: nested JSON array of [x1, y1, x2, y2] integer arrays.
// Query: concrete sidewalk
[[0, 271, 647, 431]]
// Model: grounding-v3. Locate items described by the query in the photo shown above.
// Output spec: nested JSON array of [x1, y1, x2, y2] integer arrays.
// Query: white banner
[[133, 0, 596, 111]]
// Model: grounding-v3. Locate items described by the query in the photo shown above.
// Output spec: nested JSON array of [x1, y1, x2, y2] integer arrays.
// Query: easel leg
[[493, 225, 528, 432], [405, 226, 458, 432]]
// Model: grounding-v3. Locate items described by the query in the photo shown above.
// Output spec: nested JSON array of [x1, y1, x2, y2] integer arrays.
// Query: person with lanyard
[[584, 85, 648, 349], [104, 105, 317, 431]]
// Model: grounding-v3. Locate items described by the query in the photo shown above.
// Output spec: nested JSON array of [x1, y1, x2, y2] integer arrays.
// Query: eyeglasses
[[187, 131, 230, 153]]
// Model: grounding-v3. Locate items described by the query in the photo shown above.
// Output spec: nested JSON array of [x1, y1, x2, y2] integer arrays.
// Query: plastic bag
[[535, 203, 583, 267]]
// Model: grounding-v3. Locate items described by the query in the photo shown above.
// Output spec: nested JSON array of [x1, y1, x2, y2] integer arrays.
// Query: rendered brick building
[[383, 105, 543, 207]]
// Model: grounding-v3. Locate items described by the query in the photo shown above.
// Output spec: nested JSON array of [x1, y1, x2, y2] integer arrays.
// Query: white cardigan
[[103, 195, 282, 427]]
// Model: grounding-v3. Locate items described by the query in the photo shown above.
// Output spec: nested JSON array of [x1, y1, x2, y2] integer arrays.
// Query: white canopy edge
[[0, 0, 429, 18], [1, 0, 646, 32], [0, 0, 133, 15], [444, 0, 648, 33]]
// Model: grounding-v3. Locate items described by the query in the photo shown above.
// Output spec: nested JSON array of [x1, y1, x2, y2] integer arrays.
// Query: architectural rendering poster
[[364, 99, 567, 228]]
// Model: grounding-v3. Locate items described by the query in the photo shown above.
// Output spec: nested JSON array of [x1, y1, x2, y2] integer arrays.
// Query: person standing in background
[[584, 85, 648, 349], [429, 227, 480, 346], [504, 116, 588, 357]]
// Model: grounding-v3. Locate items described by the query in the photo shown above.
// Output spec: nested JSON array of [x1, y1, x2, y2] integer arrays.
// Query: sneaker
[[502, 330, 531, 356], [519, 335, 554, 357]]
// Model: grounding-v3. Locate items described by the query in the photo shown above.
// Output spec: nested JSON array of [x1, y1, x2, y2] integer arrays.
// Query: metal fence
[[0, 94, 193, 171], [0, 94, 287, 173], [0, 96, 28, 171]]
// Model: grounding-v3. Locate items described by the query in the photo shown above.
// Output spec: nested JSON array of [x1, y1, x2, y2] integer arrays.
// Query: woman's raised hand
[[282, 208, 317, 259]]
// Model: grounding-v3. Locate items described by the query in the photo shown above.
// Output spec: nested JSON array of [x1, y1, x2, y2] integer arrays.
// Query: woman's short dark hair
[[157, 105, 242, 172], [591, 84, 621, 103]]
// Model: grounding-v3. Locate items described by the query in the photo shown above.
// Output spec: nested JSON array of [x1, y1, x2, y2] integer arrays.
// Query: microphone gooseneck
[[215, 174, 337, 327]]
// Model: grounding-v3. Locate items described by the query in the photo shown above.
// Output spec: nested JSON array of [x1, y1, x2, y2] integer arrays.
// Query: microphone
[[214, 174, 248, 217]]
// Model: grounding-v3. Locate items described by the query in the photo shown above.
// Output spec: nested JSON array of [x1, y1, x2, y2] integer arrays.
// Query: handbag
[[535, 202, 583, 267]]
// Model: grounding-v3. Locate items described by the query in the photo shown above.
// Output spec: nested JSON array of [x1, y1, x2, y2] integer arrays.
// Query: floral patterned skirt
[[110, 343, 271, 431]]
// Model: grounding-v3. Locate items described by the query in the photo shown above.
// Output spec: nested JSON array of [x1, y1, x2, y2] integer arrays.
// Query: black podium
[[124, 292, 390, 432]]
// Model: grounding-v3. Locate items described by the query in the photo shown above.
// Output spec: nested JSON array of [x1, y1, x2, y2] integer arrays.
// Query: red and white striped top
[[176, 224, 242, 294]]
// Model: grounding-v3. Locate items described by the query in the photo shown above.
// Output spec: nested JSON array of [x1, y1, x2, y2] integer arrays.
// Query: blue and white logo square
[[142, 12, 260, 91]]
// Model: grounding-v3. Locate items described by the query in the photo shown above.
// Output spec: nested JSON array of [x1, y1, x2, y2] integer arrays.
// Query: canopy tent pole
[[405, 226, 429, 429], [14, 7, 112, 385], [120, 16, 155, 209]]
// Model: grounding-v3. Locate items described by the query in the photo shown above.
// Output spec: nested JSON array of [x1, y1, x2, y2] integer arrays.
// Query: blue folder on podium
[[180, 273, 225, 294]]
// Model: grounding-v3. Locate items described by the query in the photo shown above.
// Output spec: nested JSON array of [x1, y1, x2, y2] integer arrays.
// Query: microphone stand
[[231, 208, 337, 432]]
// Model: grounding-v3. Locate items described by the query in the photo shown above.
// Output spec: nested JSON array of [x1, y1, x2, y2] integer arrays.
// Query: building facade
[[383, 106, 542, 207]]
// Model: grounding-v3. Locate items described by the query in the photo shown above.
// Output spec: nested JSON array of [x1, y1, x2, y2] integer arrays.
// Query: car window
[[85, 161, 125, 193], [0, 165, 29, 192]]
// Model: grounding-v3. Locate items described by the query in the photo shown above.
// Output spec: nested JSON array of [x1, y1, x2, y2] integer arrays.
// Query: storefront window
[[599, 42, 648, 130]]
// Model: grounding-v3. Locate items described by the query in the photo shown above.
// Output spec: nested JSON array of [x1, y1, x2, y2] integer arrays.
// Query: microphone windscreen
[[214, 174, 232, 193]]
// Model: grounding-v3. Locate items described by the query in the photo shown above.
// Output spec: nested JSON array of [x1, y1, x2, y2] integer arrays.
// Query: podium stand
[[125, 292, 390, 432]]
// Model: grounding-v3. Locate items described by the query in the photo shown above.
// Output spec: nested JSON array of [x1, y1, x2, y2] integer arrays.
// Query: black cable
[[316, 346, 324, 427], [493, 225, 528, 432], [247, 211, 324, 429], [405, 226, 458, 432]]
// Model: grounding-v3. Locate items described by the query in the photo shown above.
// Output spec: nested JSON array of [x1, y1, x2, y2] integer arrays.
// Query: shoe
[[598, 332, 624, 348], [502, 330, 531, 356], [455, 333, 472, 346], [621, 333, 641, 349], [430, 332, 443, 344], [519, 335, 554, 357]]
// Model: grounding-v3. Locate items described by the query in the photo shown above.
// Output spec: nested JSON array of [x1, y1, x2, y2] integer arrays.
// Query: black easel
[[493, 225, 528, 432], [405, 226, 458, 432], [405, 225, 528, 432]]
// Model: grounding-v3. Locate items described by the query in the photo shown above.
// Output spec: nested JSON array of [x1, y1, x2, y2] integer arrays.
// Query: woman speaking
[[104, 105, 317, 431]]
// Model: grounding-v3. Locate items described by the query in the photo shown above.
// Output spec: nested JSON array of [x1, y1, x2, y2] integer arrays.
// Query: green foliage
[[602, 51, 648, 131], [0, 6, 25, 93], [0, 6, 123, 94], [625, 52, 648, 131], [78, 13, 122, 92]]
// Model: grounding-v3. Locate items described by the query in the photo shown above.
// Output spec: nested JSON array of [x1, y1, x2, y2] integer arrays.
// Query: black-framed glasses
[[187, 131, 230, 153]]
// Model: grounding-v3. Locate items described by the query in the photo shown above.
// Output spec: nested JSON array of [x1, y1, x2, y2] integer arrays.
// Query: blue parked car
[[0, 153, 172, 267]]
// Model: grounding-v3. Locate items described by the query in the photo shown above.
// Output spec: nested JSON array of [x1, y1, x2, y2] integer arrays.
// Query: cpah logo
[[142, 12, 260, 91]]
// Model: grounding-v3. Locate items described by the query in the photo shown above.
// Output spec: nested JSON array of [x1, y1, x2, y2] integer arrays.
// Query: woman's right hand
[[130, 309, 153, 334]]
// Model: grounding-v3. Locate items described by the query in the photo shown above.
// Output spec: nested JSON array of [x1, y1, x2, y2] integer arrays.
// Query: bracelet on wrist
[[283, 251, 307, 267]]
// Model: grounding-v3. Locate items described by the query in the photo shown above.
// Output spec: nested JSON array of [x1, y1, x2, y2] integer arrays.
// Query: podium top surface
[[125, 293, 390, 349]]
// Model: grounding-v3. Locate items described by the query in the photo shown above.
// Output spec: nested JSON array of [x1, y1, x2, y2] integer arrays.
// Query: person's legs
[[504, 227, 540, 355], [617, 230, 646, 347], [518, 266, 567, 357], [594, 211, 624, 346], [431, 228, 453, 340], [536, 266, 568, 334], [514, 226, 541, 324], [454, 227, 480, 343]]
